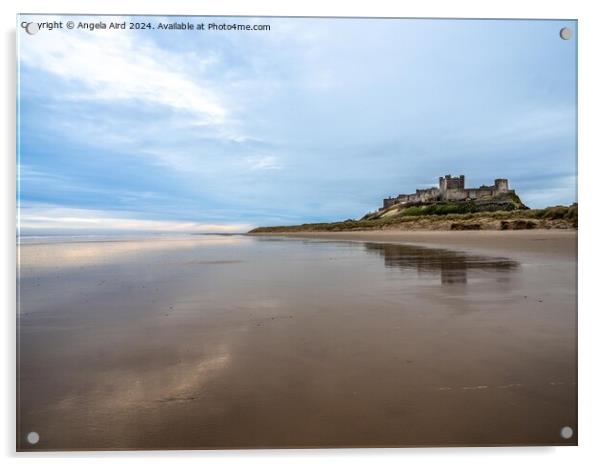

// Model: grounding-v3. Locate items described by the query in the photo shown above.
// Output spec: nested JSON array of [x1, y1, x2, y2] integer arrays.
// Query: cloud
[[19, 18, 226, 124], [18, 204, 252, 234], [242, 155, 282, 171], [17, 16, 577, 225]]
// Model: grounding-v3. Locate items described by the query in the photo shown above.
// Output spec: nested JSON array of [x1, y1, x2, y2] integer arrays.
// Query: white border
[[3, 1, 601, 465]]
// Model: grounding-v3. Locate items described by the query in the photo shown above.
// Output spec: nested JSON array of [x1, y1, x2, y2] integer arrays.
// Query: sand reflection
[[364, 242, 519, 285], [18, 235, 246, 269]]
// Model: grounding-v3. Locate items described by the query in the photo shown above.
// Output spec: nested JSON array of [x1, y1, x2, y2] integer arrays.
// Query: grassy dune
[[248, 204, 577, 233]]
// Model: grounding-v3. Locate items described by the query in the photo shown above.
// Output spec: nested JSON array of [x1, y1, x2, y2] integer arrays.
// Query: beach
[[17, 230, 577, 449]]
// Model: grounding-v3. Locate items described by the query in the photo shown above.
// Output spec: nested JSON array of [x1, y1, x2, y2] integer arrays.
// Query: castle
[[382, 175, 514, 210]]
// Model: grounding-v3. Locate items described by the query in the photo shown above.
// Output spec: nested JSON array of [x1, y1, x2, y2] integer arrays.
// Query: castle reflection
[[364, 243, 519, 286]]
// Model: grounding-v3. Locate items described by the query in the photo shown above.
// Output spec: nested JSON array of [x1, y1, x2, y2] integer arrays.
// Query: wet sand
[[17, 232, 577, 450], [250, 230, 578, 259]]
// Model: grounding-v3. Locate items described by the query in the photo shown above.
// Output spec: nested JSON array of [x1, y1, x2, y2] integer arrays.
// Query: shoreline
[[248, 229, 577, 258]]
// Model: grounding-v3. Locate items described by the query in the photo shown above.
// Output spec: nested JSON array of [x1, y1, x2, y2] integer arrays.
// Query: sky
[[17, 16, 577, 234]]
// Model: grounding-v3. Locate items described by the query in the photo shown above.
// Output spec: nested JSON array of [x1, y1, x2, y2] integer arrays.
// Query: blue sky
[[17, 16, 577, 233]]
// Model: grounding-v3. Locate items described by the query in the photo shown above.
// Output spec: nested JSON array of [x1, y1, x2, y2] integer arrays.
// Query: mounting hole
[[25, 22, 39, 35], [559, 27, 572, 40], [26, 431, 40, 444], [560, 426, 573, 439]]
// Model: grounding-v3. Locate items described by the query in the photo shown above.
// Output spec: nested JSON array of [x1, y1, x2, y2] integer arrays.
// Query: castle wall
[[443, 189, 468, 201], [415, 188, 439, 203]]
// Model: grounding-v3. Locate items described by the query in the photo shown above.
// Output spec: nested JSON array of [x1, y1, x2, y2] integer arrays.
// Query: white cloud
[[18, 204, 251, 233], [19, 18, 226, 124], [243, 155, 282, 171]]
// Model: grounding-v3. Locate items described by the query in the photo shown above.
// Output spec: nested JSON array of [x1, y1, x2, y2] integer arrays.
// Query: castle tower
[[439, 174, 465, 200], [494, 178, 509, 193]]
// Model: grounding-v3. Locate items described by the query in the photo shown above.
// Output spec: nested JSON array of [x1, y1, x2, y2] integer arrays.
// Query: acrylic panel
[[16, 15, 577, 450]]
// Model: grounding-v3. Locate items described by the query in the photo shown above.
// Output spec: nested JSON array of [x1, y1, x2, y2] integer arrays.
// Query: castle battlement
[[382, 175, 514, 210]]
